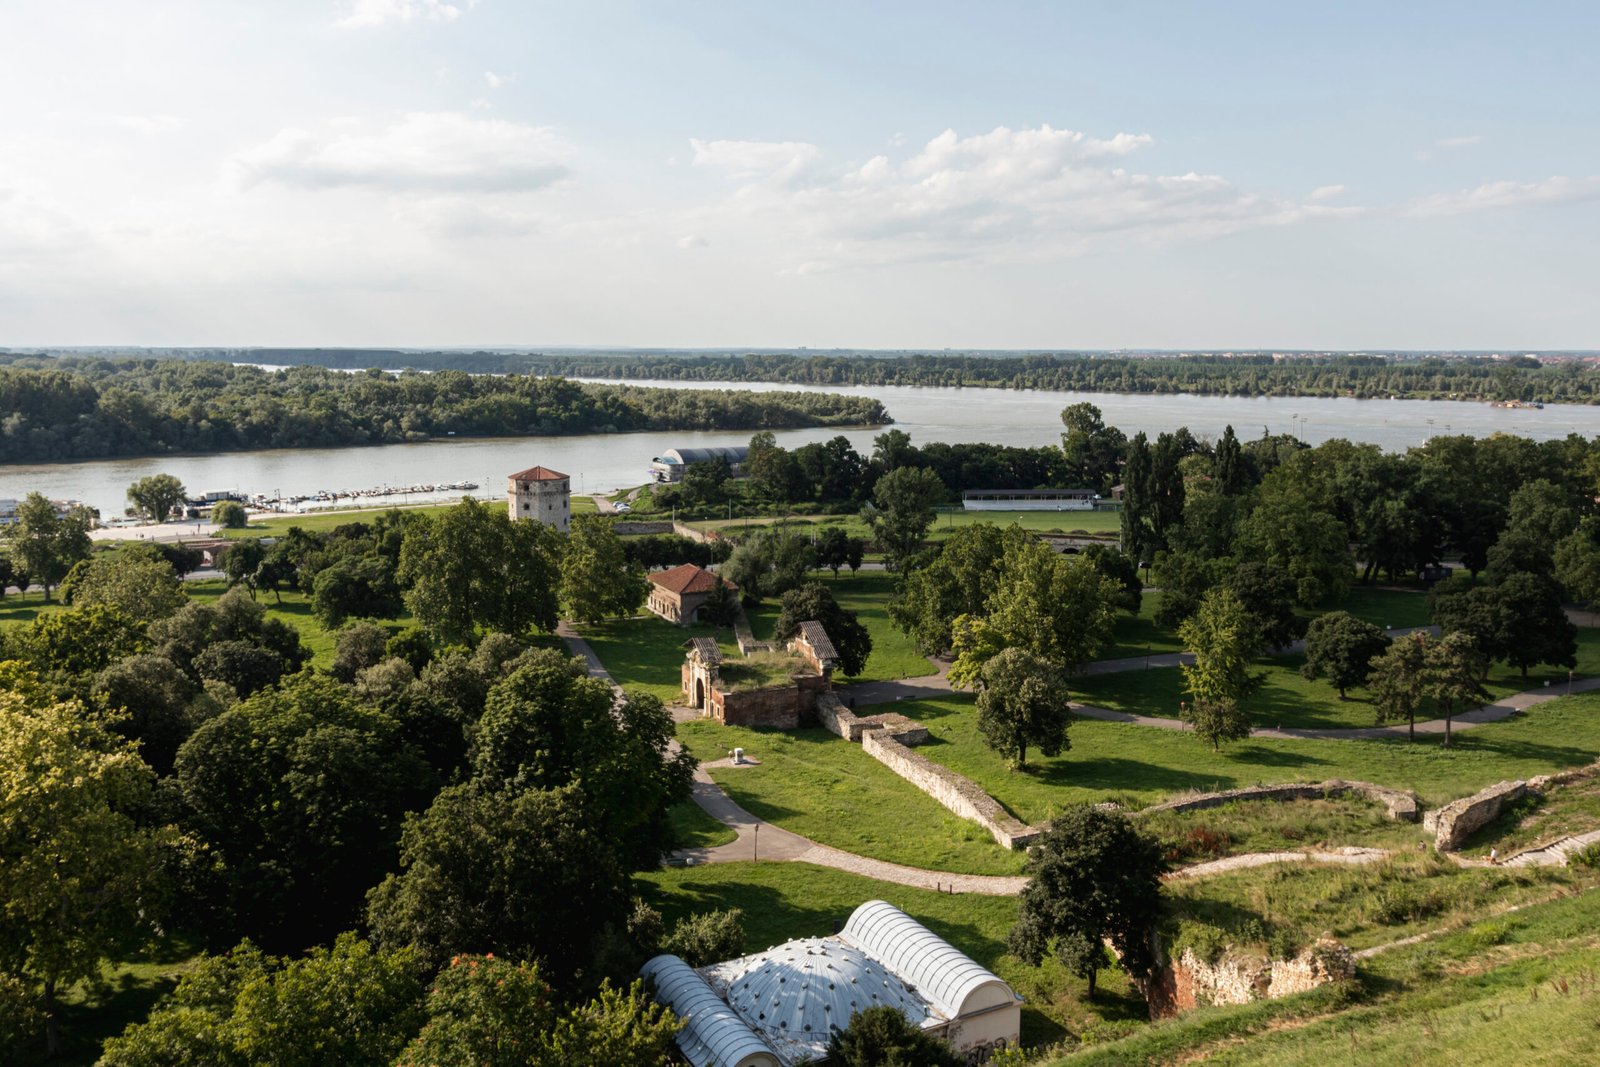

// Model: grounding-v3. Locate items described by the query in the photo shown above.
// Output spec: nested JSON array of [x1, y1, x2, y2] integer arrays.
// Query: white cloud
[[484, 70, 513, 89], [336, 0, 477, 29], [685, 124, 1349, 271], [115, 114, 184, 134], [677, 234, 708, 249], [229, 112, 574, 193], [690, 138, 820, 182], [1435, 134, 1483, 149], [1403, 175, 1600, 217], [1310, 184, 1348, 200]]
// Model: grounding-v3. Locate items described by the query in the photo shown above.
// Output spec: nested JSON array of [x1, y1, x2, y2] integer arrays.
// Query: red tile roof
[[507, 465, 569, 482], [647, 563, 730, 595]]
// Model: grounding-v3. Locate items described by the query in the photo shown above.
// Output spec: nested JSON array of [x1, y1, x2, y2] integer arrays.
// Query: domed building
[[641, 900, 1021, 1066]]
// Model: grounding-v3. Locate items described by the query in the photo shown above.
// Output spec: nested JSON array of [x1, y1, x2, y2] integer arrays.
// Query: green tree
[[1120, 432, 1156, 566], [220, 538, 267, 596], [1059, 402, 1127, 494], [975, 646, 1070, 771], [101, 936, 425, 1067], [985, 536, 1120, 672], [542, 978, 680, 1066], [827, 1004, 962, 1067], [173, 675, 436, 947], [1496, 571, 1577, 678], [660, 908, 745, 969], [1236, 496, 1352, 606], [471, 651, 694, 868], [721, 528, 815, 603], [0, 694, 175, 1056], [1178, 588, 1264, 750], [210, 499, 249, 528], [1301, 610, 1390, 699], [1213, 424, 1248, 495], [870, 466, 945, 571], [888, 523, 1008, 656], [1225, 561, 1305, 650], [1081, 543, 1143, 614], [94, 653, 201, 775], [1008, 805, 1165, 999], [398, 497, 563, 642], [1426, 630, 1489, 748], [772, 582, 873, 677], [127, 473, 188, 524], [367, 783, 629, 989], [1369, 630, 1431, 741], [561, 514, 648, 624], [9, 492, 92, 601], [60, 548, 187, 623], [331, 620, 392, 683], [312, 554, 405, 626]]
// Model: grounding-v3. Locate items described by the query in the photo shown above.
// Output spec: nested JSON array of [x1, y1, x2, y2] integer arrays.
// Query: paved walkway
[[1165, 846, 1392, 881]]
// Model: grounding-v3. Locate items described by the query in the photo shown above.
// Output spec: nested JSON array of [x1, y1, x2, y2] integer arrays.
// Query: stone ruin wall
[[1145, 939, 1355, 1020], [859, 728, 1040, 850], [1142, 779, 1420, 823]]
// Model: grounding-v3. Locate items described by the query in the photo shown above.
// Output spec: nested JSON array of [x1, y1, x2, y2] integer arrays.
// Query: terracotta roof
[[507, 465, 568, 482], [795, 620, 838, 662], [647, 562, 728, 595]]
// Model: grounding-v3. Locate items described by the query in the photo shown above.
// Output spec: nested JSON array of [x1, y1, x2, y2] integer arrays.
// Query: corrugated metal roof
[[795, 620, 838, 662], [658, 446, 750, 466], [686, 636, 722, 665], [840, 900, 1013, 1020], [704, 937, 930, 1064], [641, 955, 779, 1067]]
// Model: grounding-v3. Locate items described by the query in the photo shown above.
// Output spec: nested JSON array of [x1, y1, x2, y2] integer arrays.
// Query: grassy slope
[[214, 495, 598, 538], [1051, 885, 1600, 1066], [667, 799, 738, 849], [896, 691, 1600, 821], [675, 720, 1027, 875], [1136, 796, 1428, 859], [681, 507, 1125, 541]]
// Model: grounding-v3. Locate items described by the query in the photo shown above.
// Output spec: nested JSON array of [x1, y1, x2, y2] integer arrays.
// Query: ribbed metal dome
[[715, 937, 930, 1062]]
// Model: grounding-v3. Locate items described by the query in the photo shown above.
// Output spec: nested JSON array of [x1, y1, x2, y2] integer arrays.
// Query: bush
[[828, 1004, 962, 1067], [662, 908, 745, 968]]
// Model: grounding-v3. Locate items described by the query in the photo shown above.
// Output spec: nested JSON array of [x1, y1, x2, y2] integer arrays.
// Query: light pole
[[753, 823, 760, 862]]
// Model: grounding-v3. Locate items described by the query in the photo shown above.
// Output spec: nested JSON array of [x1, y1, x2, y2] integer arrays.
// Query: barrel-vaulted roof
[[641, 955, 780, 1067], [840, 900, 1016, 1020]]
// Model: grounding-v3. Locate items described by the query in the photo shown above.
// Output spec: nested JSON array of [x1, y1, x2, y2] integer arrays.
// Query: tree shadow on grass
[[1038, 757, 1249, 797]]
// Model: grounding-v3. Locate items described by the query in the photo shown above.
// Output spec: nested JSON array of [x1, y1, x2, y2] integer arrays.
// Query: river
[[5, 380, 1600, 518]]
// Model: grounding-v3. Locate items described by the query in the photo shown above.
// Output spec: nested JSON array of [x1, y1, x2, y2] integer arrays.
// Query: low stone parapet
[[1146, 938, 1355, 1019], [1424, 780, 1529, 851], [860, 729, 1040, 850], [1141, 779, 1420, 823]]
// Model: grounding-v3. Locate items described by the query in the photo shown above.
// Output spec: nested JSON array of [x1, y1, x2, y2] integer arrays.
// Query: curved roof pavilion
[[642, 900, 1021, 1066]]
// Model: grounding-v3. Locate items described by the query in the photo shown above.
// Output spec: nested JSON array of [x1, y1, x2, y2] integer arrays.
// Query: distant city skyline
[[1, 1, 1597, 349]]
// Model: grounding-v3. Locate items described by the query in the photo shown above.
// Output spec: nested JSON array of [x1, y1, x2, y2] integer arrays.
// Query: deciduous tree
[[772, 582, 872, 677], [560, 514, 648, 624], [870, 466, 945, 571], [9, 492, 92, 601], [1008, 806, 1165, 999], [126, 473, 188, 524], [1301, 610, 1390, 699], [1178, 589, 1265, 750], [975, 647, 1070, 771]]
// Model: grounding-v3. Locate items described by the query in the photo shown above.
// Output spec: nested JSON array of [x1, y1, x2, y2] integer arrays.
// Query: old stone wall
[[712, 684, 802, 729], [814, 693, 868, 740], [1146, 939, 1353, 1019], [860, 730, 1040, 850], [1425, 779, 1529, 851], [1142, 779, 1420, 823]]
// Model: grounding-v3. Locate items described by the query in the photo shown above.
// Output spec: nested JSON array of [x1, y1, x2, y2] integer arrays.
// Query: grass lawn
[[667, 799, 738, 849], [577, 615, 742, 704], [1101, 590, 1186, 660], [634, 861, 1142, 1046], [674, 720, 1027, 875], [744, 569, 935, 684], [1312, 583, 1433, 630], [679, 507, 1123, 542], [0, 589, 67, 628], [892, 691, 1600, 820], [1136, 795, 1428, 861]]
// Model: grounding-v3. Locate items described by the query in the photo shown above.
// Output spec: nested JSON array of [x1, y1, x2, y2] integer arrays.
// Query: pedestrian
[[1489, 846, 1499, 865]]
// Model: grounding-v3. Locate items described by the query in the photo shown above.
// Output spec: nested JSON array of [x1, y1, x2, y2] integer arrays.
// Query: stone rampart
[[859, 730, 1040, 850], [814, 693, 869, 740], [1424, 779, 1529, 851], [1142, 779, 1420, 823], [1146, 939, 1354, 1019]]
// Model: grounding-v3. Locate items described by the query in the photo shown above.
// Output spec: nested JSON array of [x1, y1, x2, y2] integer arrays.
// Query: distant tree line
[[0, 356, 888, 462], [408, 350, 1596, 404]]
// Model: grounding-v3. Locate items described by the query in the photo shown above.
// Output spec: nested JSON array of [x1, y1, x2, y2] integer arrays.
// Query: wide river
[[6, 379, 1600, 517]]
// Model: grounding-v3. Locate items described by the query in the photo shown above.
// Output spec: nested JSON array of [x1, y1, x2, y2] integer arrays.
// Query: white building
[[642, 900, 1021, 1066], [506, 465, 571, 532]]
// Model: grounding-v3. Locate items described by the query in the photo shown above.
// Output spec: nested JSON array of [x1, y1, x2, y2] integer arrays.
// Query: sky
[[1, 0, 1597, 350]]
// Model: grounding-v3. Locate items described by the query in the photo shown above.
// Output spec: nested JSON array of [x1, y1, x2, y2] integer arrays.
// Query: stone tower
[[506, 465, 571, 533]]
